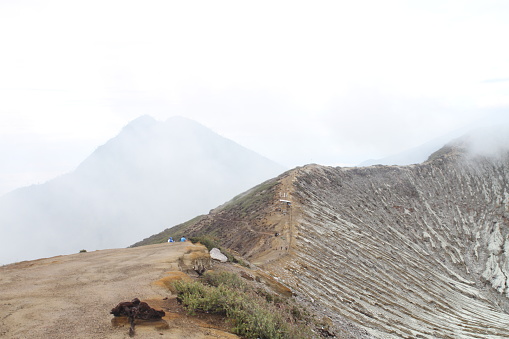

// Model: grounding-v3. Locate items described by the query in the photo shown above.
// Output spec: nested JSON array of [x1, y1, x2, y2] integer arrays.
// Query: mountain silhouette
[[0, 116, 285, 264]]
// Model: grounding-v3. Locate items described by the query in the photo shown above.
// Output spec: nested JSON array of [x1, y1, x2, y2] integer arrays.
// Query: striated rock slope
[[165, 144, 509, 338]]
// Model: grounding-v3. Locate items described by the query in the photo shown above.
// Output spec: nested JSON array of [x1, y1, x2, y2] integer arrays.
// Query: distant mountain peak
[[120, 115, 158, 137], [124, 114, 157, 127], [0, 115, 286, 264], [120, 115, 211, 138], [163, 116, 215, 135]]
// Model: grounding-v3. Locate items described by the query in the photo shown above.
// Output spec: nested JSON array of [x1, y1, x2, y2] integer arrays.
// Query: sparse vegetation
[[131, 177, 282, 249], [223, 178, 279, 217], [173, 271, 315, 339]]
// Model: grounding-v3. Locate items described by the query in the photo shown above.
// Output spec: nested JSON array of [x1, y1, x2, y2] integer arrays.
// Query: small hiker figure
[[180, 236, 186, 242], [168, 237, 174, 243]]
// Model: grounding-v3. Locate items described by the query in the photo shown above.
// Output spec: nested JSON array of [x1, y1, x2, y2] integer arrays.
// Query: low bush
[[173, 272, 314, 339], [202, 271, 247, 290]]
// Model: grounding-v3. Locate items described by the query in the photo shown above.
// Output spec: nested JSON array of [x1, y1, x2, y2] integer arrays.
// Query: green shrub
[[173, 272, 314, 339], [188, 235, 218, 251], [202, 271, 247, 290]]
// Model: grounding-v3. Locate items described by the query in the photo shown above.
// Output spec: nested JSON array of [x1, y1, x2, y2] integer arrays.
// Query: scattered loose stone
[[210, 248, 228, 262]]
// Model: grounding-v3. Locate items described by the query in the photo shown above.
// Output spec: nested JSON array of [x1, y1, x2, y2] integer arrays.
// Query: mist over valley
[[0, 116, 285, 264]]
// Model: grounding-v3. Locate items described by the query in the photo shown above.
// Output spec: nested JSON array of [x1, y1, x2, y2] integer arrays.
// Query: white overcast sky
[[1, 0, 509, 195]]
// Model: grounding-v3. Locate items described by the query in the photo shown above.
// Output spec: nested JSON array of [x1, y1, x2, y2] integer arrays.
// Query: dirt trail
[[251, 171, 298, 266], [0, 242, 239, 339]]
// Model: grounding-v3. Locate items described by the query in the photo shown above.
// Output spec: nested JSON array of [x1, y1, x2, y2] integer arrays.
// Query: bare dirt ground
[[0, 242, 239, 339]]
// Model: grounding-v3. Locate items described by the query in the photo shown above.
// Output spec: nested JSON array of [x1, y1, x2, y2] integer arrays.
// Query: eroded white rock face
[[187, 148, 509, 338], [483, 223, 509, 294], [487, 223, 504, 255], [483, 255, 506, 292], [278, 151, 509, 339], [210, 248, 228, 262]]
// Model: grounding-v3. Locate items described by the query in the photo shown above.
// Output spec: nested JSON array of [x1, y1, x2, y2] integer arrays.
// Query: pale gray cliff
[[172, 142, 509, 338], [279, 149, 509, 338]]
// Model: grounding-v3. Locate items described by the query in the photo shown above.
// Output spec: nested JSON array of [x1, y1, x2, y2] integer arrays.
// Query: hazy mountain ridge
[[359, 123, 509, 167], [153, 139, 509, 338], [358, 137, 449, 166], [0, 116, 285, 264]]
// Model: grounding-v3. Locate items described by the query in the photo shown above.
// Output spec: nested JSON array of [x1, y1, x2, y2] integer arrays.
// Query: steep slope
[[160, 144, 509, 338], [0, 116, 285, 264]]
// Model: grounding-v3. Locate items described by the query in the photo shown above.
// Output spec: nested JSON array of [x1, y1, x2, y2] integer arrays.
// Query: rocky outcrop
[[210, 248, 228, 262]]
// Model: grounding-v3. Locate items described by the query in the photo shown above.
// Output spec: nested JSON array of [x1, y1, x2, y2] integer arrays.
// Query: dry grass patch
[[153, 271, 193, 293]]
